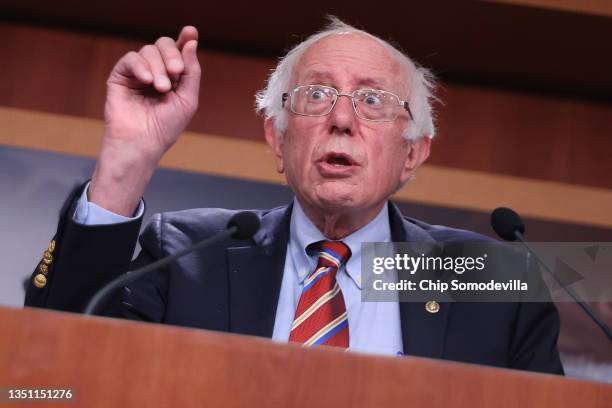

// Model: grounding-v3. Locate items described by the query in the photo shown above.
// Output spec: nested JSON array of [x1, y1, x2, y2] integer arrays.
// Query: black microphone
[[84, 211, 260, 316], [491, 207, 524, 241], [491, 207, 612, 341]]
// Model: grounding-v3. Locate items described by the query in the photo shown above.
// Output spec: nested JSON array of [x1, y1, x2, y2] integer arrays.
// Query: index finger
[[176, 26, 199, 50]]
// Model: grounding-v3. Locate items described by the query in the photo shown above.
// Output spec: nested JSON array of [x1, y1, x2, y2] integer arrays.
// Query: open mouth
[[327, 156, 351, 166], [320, 152, 358, 167], [316, 152, 359, 177]]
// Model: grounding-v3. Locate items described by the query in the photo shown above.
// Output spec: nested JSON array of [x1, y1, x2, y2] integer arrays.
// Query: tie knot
[[313, 240, 352, 270]]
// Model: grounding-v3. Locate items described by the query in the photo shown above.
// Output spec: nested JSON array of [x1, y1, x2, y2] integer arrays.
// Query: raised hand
[[89, 26, 201, 216]]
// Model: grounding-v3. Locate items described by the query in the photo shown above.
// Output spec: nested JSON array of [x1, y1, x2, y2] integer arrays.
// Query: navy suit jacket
[[25, 183, 564, 375]]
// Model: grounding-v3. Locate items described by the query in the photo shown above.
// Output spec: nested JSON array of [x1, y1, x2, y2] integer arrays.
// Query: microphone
[[84, 211, 260, 316], [491, 207, 611, 341], [227, 211, 261, 239], [491, 207, 524, 241]]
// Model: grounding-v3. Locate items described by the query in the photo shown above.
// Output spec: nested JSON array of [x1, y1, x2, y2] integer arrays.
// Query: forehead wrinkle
[[300, 70, 393, 91]]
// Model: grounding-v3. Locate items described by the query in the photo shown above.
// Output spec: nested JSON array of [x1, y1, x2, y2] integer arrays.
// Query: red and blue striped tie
[[289, 241, 351, 348]]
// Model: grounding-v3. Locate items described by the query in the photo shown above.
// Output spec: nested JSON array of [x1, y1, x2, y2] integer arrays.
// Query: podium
[[1, 306, 610, 407]]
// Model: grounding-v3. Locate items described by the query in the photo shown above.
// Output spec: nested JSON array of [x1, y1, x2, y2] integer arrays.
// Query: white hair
[[255, 16, 437, 140]]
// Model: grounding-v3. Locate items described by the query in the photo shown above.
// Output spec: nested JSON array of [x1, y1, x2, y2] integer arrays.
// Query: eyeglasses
[[282, 85, 414, 122]]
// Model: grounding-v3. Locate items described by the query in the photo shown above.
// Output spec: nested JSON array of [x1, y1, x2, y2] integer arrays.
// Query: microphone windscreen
[[491, 207, 525, 241], [227, 211, 261, 240]]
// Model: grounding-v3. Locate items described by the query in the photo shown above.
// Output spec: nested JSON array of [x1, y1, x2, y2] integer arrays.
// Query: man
[[25, 19, 563, 374]]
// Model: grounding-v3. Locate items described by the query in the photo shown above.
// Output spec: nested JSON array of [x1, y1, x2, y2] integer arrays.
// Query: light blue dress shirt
[[74, 187, 403, 356]]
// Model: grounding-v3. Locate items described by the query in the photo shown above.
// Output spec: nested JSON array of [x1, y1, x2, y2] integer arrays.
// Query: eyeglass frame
[[281, 85, 414, 122]]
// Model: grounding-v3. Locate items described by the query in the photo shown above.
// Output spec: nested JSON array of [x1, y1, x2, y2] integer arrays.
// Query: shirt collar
[[289, 198, 391, 289]]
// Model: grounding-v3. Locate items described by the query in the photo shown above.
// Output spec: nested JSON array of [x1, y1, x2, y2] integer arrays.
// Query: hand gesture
[[90, 26, 201, 216]]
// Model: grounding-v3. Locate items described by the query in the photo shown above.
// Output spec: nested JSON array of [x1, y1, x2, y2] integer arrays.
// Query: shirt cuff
[[73, 182, 145, 225]]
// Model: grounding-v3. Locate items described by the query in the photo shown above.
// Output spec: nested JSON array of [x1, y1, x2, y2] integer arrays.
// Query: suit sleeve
[[509, 252, 565, 375], [24, 182, 145, 314]]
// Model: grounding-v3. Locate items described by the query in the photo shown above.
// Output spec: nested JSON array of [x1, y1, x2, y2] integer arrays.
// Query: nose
[[328, 94, 356, 135]]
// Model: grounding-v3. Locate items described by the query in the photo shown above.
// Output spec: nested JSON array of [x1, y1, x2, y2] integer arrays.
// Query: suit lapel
[[388, 202, 451, 359], [227, 205, 292, 338]]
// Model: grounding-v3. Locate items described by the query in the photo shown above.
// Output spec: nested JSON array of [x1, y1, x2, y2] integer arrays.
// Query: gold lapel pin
[[425, 300, 440, 314]]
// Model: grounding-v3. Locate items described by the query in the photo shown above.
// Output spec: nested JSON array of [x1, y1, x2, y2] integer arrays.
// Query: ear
[[399, 136, 431, 184], [264, 118, 285, 173]]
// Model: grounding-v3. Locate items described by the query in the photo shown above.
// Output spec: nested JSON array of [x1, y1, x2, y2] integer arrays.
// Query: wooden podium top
[[0, 306, 610, 407]]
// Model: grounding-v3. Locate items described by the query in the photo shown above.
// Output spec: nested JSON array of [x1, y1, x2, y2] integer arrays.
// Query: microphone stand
[[514, 230, 612, 341]]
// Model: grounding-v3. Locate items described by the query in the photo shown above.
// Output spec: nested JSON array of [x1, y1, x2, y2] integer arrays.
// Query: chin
[[311, 186, 362, 211]]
